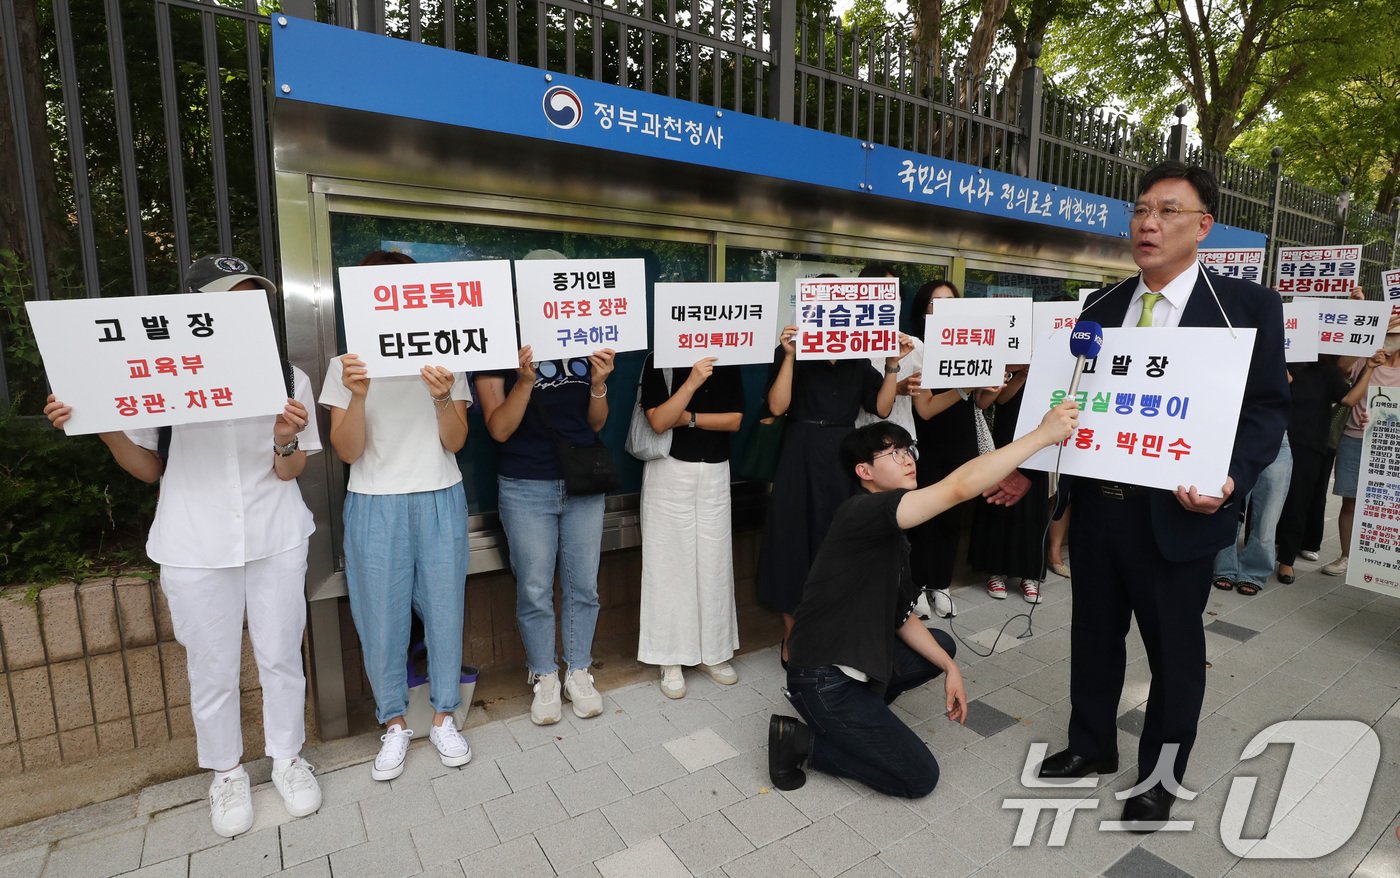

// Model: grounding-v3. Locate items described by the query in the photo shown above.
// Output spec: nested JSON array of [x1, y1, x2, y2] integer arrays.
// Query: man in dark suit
[[1037, 162, 1289, 830]]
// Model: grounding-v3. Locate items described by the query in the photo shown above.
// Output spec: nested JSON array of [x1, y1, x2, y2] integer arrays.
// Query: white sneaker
[[1322, 556, 1349, 576], [914, 591, 933, 620], [700, 662, 738, 686], [660, 665, 686, 699], [371, 725, 413, 781], [531, 671, 562, 725], [1300, 550, 1321, 562], [208, 769, 254, 838], [564, 668, 604, 718], [931, 588, 956, 618], [271, 758, 322, 818], [429, 716, 472, 767]]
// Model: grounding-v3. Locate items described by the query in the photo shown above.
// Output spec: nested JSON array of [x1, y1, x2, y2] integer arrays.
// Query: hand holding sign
[[341, 354, 371, 398], [1176, 477, 1234, 514], [274, 399, 310, 444], [587, 348, 616, 391], [684, 357, 718, 390]]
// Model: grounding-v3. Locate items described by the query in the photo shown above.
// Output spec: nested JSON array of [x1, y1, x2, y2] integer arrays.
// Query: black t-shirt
[[1287, 361, 1350, 452], [786, 488, 919, 693], [764, 346, 884, 425], [639, 354, 745, 463], [483, 358, 599, 480]]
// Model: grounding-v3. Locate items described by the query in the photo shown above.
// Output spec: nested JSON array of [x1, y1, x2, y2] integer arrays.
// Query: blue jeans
[[784, 630, 956, 798], [344, 484, 469, 725], [498, 476, 605, 676], [1214, 437, 1293, 587]]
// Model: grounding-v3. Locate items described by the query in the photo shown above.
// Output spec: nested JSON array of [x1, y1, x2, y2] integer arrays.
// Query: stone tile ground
[[3, 499, 1400, 876]]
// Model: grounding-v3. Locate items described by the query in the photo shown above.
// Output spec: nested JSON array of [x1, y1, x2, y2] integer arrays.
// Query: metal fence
[[3, 0, 1397, 406]]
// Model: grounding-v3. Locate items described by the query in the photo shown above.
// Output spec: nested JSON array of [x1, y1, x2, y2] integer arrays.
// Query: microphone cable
[[929, 387, 1075, 658]]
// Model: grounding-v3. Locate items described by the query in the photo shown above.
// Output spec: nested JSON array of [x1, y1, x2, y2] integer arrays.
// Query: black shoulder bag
[[533, 387, 618, 496]]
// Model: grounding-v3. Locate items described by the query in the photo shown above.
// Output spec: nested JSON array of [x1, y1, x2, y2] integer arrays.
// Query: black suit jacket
[[1061, 267, 1290, 563]]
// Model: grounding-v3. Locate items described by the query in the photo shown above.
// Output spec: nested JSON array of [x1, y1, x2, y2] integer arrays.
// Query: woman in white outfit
[[636, 353, 745, 697], [44, 255, 323, 838]]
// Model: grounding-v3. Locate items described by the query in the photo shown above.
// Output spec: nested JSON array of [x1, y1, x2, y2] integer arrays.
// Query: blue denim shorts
[[1334, 434, 1362, 498]]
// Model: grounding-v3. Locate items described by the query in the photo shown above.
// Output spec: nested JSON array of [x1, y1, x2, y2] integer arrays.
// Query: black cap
[[182, 255, 277, 294]]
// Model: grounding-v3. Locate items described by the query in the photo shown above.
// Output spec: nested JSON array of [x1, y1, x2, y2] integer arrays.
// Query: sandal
[[1235, 582, 1261, 596], [1212, 577, 1235, 592]]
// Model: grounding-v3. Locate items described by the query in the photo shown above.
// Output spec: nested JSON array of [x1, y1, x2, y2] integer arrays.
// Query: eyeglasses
[[872, 444, 918, 464], [1128, 204, 1209, 223]]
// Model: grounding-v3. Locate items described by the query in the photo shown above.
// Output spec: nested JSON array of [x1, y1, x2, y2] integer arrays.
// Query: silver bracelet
[[589, 386, 608, 399]]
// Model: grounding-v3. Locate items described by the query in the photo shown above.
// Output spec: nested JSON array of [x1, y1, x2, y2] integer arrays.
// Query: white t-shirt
[[129, 366, 322, 569], [318, 356, 472, 495], [856, 337, 923, 437]]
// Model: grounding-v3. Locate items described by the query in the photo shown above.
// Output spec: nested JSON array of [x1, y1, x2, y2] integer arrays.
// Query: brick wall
[[0, 577, 268, 776]]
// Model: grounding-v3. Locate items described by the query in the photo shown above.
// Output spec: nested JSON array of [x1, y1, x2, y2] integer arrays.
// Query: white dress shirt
[[129, 366, 322, 569], [1124, 262, 1200, 329]]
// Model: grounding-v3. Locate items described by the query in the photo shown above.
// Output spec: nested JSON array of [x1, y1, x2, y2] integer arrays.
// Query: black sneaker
[[768, 715, 812, 791]]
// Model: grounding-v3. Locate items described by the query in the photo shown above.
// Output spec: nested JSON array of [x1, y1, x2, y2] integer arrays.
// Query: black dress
[[756, 350, 884, 614], [967, 386, 1050, 580], [909, 396, 980, 591]]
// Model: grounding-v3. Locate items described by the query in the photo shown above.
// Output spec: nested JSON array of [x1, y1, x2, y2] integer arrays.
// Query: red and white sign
[[339, 259, 519, 377], [1199, 248, 1265, 285], [1299, 297, 1392, 357], [1275, 246, 1362, 296], [1013, 327, 1255, 494], [514, 258, 649, 360], [794, 278, 900, 361], [652, 282, 778, 368], [26, 290, 288, 435]]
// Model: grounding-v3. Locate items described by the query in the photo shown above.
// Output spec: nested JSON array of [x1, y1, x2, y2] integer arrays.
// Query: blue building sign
[[270, 18, 1263, 249]]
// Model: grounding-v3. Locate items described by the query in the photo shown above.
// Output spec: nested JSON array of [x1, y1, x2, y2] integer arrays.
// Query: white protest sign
[[1199, 249, 1265, 285], [338, 260, 518, 377], [1383, 269, 1400, 320], [1282, 301, 1320, 363], [1346, 386, 1400, 598], [1033, 300, 1083, 339], [652, 282, 778, 368], [1275, 245, 1362, 296], [920, 313, 1011, 390], [775, 259, 858, 343], [26, 290, 288, 436], [1299, 297, 1392, 357], [926, 296, 1033, 359], [1012, 327, 1255, 494], [513, 258, 649, 360], [794, 277, 900, 361]]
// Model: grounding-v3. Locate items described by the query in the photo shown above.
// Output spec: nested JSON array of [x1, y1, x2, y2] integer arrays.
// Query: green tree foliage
[[1041, 0, 1380, 154]]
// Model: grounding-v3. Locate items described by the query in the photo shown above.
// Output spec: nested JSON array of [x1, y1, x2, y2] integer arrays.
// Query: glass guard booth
[[273, 101, 1135, 737]]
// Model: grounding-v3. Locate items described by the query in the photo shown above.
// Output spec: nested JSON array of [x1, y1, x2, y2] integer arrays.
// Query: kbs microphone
[[1067, 321, 1104, 398]]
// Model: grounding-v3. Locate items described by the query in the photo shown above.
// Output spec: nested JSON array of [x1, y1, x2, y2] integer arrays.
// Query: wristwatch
[[689, 411, 698, 428], [273, 437, 300, 457], [884, 363, 900, 375]]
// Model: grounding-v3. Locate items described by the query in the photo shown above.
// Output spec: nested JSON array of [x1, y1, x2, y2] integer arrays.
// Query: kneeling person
[[770, 402, 1078, 797]]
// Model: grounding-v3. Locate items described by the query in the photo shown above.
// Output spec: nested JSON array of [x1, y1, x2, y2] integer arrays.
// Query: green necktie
[[1137, 292, 1165, 327]]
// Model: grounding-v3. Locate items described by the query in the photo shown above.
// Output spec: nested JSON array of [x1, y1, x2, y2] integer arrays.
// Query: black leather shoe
[[768, 715, 812, 791], [1120, 784, 1176, 832], [1277, 571, 1296, 584], [1037, 748, 1119, 779]]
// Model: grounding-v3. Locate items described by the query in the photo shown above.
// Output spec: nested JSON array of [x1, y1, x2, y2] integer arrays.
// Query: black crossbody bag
[[534, 391, 617, 496]]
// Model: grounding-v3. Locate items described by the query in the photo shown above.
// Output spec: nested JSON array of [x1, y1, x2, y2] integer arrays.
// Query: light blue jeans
[[1214, 436, 1292, 588], [344, 484, 469, 725], [497, 476, 605, 676]]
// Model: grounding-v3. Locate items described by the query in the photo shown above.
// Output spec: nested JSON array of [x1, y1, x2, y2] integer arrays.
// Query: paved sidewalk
[[4, 522, 1400, 875]]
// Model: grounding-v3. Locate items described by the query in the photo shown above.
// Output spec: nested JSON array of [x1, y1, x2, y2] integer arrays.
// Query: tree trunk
[[1376, 149, 1400, 216], [959, 0, 1010, 108], [0, 0, 69, 289]]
